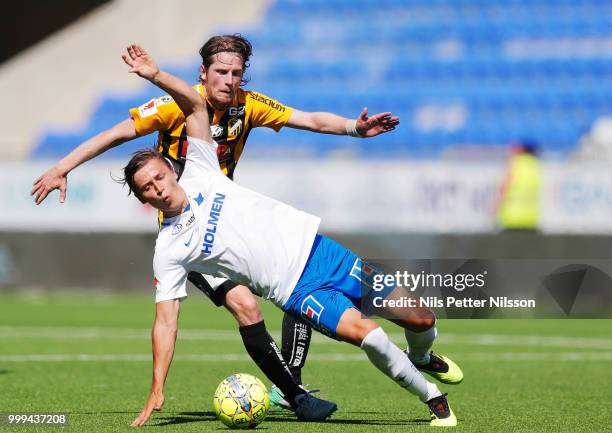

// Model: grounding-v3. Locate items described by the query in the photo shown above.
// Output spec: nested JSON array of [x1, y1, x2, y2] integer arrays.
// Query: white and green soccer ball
[[213, 373, 270, 429]]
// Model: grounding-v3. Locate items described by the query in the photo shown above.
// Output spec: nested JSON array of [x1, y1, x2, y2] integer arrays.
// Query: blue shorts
[[282, 234, 365, 339]]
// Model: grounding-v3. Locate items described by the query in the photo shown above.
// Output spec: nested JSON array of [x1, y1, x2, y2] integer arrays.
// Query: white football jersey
[[153, 136, 320, 307]]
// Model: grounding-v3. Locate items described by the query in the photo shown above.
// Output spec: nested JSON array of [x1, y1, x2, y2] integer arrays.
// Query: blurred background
[[2, 0, 612, 291]]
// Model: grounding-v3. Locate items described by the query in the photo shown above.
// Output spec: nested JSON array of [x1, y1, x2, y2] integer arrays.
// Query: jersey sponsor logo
[[171, 223, 183, 235], [248, 93, 286, 112], [228, 119, 242, 140], [229, 106, 245, 116], [301, 295, 324, 325], [289, 321, 310, 367], [157, 95, 174, 105], [184, 231, 194, 247], [268, 340, 294, 375], [138, 98, 158, 118], [186, 214, 196, 227], [211, 124, 224, 138], [217, 143, 232, 159], [201, 192, 226, 255]]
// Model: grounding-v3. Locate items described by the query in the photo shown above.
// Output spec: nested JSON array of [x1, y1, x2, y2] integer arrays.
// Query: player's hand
[[355, 107, 400, 137], [122, 44, 160, 82], [131, 389, 165, 427], [30, 166, 68, 205]]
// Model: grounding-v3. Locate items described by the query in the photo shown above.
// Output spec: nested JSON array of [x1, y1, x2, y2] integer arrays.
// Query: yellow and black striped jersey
[[129, 84, 293, 179]]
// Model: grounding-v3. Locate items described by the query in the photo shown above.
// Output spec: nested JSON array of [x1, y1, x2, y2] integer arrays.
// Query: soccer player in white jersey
[[121, 44, 462, 427]]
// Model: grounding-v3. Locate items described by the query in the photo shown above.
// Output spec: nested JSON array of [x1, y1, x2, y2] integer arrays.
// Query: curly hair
[[199, 34, 253, 86]]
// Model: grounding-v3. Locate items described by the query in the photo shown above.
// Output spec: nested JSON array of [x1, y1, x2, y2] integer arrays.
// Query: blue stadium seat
[[31, 0, 612, 159]]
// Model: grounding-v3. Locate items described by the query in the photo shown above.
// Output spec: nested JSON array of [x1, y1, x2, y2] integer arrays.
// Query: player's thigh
[[335, 308, 380, 347], [388, 309, 435, 332], [224, 285, 262, 326], [283, 287, 359, 340], [188, 272, 233, 307], [318, 236, 363, 299]]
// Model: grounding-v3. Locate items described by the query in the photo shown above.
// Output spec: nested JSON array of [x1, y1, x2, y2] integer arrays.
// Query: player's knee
[[336, 309, 380, 346], [225, 286, 262, 326], [405, 309, 436, 332], [352, 321, 380, 346]]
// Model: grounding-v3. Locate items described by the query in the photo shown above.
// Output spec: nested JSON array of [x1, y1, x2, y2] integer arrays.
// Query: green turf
[[0, 291, 611, 432]]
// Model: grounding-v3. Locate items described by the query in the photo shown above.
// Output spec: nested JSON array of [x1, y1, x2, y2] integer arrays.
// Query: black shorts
[[187, 272, 238, 307]]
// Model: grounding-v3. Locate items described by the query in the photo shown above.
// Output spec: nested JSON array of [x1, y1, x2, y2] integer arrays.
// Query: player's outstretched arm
[[286, 107, 399, 138], [30, 118, 137, 205], [122, 44, 211, 143], [131, 299, 180, 427]]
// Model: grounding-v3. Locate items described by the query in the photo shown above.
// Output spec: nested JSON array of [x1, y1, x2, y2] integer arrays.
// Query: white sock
[[405, 326, 437, 365], [360, 327, 441, 402]]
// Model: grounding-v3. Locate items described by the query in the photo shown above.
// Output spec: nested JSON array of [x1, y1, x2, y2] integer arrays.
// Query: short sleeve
[[247, 91, 293, 132], [183, 136, 221, 174], [129, 95, 184, 136], [153, 250, 188, 303]]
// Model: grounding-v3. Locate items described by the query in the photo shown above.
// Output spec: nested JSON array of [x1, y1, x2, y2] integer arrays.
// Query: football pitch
[[0, 292, 610, 432]]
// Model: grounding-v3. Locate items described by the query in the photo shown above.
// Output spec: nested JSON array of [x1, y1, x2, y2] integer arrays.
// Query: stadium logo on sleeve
[[248, 93, 286, 112], [138, 99, 158, 118], [301, 295, 324, 325]]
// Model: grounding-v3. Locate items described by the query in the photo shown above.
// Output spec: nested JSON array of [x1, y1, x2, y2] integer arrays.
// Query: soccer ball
[[213, 373, 270, 429]]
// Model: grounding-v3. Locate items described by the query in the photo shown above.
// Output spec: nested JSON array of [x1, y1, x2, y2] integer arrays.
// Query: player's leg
[[187, 272, 335, 421], [224, 290, 326, 414], [269, 314, 315, 410], [381, 299, 463, 385], [400, 321, 463, 385], [336, 310, 456, 427], [336, 309, 438, 396], [281, 234, 457, 425], [226, 286, 337, 421], [224, 284, 301, 404], [282, 287, 456, 427], [280, 313, 311, 385], [347, 245, 463, 385]]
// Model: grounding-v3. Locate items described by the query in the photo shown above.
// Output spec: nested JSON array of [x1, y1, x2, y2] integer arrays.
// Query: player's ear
[[199, 64, 207, 82]]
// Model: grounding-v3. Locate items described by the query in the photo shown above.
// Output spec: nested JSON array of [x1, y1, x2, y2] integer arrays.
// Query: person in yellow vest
[[496, 141, 541, 231]]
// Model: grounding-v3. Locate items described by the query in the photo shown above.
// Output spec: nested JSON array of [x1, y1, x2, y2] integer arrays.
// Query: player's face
[[201, 52, 244, 109], [133, 159, 186, 217]]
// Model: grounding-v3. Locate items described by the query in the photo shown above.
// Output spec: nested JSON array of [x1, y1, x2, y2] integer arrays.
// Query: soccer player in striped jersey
[[122, 44, 461, 428], [31, 34, 399, 410]]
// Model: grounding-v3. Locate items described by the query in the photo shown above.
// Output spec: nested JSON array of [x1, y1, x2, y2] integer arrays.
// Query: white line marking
[[0, 352, 611, 362], [0, 326, 611, 349]]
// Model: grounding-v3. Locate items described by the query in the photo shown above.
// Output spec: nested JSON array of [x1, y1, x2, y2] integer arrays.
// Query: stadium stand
[[32, 0, 612, 158]]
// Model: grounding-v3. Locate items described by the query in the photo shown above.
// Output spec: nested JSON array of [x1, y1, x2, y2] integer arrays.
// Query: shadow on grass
[[152, 411, 429, 427], [0, 369, 10, 375]]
